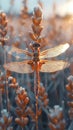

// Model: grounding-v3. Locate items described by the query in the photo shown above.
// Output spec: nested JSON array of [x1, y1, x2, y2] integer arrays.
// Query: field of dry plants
[[0, 0, 73, 130]]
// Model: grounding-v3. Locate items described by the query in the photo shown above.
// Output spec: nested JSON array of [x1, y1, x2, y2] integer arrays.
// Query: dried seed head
[[0, 11, 8, 46], [0, 109, 12, 129], [48, 105, 65, 130], [29, 6, 44, 44], [38, 85, 49, 112], [8, 76, 18, 89], [15, 87, 30, 111], [15, 87, 31, 128]]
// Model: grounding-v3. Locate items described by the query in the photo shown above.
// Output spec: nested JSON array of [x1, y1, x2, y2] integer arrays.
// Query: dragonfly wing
[[4, 45, 32, 59], [40, 43, 70, 59], [40, 60, 70, 73], [3, 60, 33, 73]]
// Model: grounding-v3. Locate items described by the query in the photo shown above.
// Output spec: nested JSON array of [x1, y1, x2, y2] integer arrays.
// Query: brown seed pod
[[15, 114, 29, 127], [32, 24, 43, 36], [34, 7, 42, 18], [66, 84, 73, 92], [32, 16, 42, 26], [24, 97, 29, 104], [29, 32, 38, 41], [12, 78, 17, 84], [67, 101, 73, 107], [49, 122, 57, 130]]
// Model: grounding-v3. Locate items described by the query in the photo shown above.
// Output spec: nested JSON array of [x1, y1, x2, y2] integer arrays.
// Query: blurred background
[[1, 0, 73, 17]]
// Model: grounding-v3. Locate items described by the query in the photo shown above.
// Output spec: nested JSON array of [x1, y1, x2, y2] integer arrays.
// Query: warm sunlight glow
[[57, 0, 73, 16], [66, 1, 73, 14]]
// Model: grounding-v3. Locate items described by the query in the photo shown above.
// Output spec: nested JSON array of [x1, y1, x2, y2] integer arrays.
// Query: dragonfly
[[3, 42, 70, 74], [3, 42, 70, 130]]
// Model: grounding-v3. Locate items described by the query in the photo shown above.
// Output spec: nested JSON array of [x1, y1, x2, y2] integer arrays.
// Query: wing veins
[[40, 43, 69, 59], [40, 60, 70, 73], [4, 45, 33, 59], [3, 60, 33, 73]]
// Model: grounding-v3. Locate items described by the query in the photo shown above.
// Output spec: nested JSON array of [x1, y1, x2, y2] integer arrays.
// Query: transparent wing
[[40, 43, 70, 59], [3, 60, 33, 73], [4, 45, 33, 59], [40, 60, 70, 73]]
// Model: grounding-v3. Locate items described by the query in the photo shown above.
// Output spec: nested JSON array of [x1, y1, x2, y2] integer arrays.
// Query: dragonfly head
[[32, 42, 40, 49]]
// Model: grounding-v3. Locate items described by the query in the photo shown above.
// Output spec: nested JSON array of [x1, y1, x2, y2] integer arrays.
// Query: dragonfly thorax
[[33, 52, 39, 62], [32, 43, 40, 62]]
